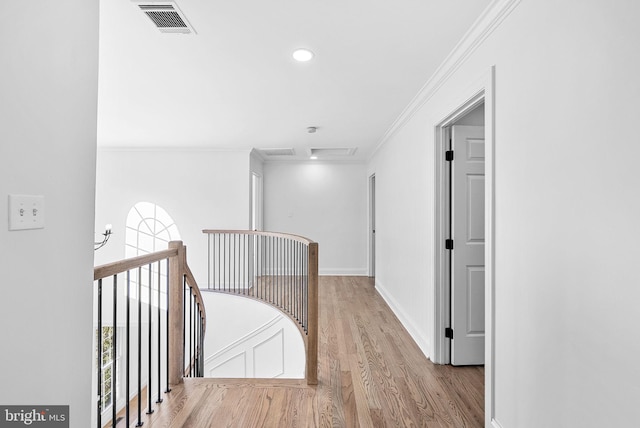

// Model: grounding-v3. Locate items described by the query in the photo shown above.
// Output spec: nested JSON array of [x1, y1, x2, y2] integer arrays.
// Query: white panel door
[[451, 125, 485, 366]]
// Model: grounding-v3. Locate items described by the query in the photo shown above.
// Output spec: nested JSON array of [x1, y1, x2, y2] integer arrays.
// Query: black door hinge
[[445, 150, 454, 161], [445, 239, 454, 250], [445, 327, 454, 339]]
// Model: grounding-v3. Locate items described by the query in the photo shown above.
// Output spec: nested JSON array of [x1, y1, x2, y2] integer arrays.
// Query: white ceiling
[[98, 0, 491, 161]]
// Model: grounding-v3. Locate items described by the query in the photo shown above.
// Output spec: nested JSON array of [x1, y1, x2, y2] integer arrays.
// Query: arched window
[[125, 202, 180, 257], [125, 202, 180, 305]]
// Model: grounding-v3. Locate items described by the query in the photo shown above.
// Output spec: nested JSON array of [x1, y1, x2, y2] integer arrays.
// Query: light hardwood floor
[[134, 276, 484, 427]]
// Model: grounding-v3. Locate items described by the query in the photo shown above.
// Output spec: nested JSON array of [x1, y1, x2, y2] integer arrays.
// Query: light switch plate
[[8, 194, 45, 230]]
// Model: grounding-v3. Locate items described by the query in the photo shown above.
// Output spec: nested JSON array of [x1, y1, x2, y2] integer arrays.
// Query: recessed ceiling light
[[293, 48, 314, 62], [310, 155, 318, 160]]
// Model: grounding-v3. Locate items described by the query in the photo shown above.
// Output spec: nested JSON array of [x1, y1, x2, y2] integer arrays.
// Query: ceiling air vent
[[258, 148, 296, 157], [308, 148, 358, 157], [138, 2, 196, 34]]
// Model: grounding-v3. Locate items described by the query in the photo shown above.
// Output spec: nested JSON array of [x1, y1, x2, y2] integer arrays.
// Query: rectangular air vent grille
[[259, 148, 296, 157], [309, 147, 358, 157], [138, 2, 195, 34]]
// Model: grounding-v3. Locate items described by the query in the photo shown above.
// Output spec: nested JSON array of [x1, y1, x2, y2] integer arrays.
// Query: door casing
[[369, 173, 376, 278], [432, 66, 496, 427]]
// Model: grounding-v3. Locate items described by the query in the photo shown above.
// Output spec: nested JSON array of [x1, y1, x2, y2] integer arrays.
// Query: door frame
[[250, 172, 263, 231], [432, 66, 496, 426], [369, 173, 376, 277]]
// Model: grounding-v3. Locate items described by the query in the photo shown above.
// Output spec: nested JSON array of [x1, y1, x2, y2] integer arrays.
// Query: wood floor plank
[[123, 276, 483, 427]]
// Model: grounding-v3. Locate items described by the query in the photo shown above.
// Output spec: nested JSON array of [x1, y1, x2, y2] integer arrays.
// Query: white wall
[[0, 1, 98, 426], [369, 1, 640, 427], [263, 162, 368, 275], [94, 149, 251, 284]]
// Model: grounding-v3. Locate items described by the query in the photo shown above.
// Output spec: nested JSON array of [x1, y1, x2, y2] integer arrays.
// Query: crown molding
[[369, 0, 522, 160], [97, 146, 253, 154]]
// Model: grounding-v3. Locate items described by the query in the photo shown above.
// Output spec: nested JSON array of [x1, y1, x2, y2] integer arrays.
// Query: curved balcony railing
[[203, 229, 318, 385]]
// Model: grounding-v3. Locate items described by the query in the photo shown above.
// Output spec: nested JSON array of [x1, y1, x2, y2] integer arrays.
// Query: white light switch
[[8, 194, 45, 231]]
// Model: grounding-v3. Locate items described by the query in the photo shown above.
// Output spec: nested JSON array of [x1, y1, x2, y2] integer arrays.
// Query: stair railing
[[203, 229, 318, 385], [93, 240, 205, 428]]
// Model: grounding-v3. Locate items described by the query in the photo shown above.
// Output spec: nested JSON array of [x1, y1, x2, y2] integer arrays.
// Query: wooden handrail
[[94, 248, 178, 281]]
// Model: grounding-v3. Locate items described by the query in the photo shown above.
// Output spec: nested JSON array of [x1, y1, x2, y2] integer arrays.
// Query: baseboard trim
[[319, 268, 368, 276], [375, 279, 430, 358]]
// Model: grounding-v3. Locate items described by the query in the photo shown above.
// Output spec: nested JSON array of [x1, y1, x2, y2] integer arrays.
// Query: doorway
[[433, 67, 495, 427], [250, 172, 263, 231], [434, 91, 488, 363], [448, 121, 485, 365]]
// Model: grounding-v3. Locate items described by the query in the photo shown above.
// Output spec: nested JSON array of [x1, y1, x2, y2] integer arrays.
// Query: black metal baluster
[[300, 245, 307, 331], [276, 236, 279, 305], [301, 242, 304, 325], [245, 233, 249, 295], [289, 241, 298, 316], [194, 309, 198, 378], [282, 239, 285, 312], [260, 235, 263, 300], [289, 239, 292, 317], [289, 241, 298, 317], [194, 308, 198, 377], [279, 237, 283, 308], [286, 239, 289, 315], [289, 241, 298, 318], [182, 278, 186, 377], [295, 241, 299, 322], [278, 238, 287, 309], [126, 271, 131, 428], [192, 296, 196, 376], [275, 237, 278, 306], [136, 267, 143, 427], [265, 235, 268, 302], [304, 245, 308, 332], [165, 259, 171, 394], [299, 243, 302, 326], [147, 265, 154, 415], [112, 275, 118, 427], [288, 239, 292, 315], [156, 261, 162, 404], [188, 283, 192, 376], [197, 308, 201, 377], [198, 311, 203, 376], [97, 279, 103, 428]]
